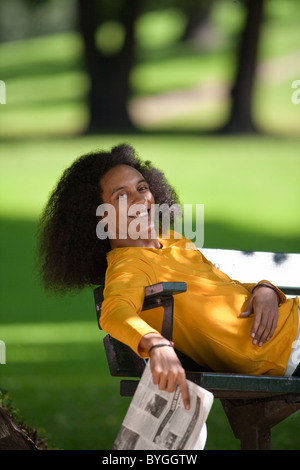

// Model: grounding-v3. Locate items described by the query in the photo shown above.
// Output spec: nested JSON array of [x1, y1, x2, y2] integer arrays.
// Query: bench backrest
[[201, 248, 300, 297]]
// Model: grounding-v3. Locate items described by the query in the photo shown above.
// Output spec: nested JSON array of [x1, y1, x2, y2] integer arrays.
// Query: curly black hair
[[37, 143, 179, 294]]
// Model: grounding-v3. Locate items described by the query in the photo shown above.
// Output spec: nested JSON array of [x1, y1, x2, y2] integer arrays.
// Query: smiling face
[[99, 164, 161, 249]]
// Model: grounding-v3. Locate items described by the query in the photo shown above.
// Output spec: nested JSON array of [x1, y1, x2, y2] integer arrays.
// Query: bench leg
[[221, 399, 271, 450], [240, 428, 271, 450], [221, 396, 300, 450]]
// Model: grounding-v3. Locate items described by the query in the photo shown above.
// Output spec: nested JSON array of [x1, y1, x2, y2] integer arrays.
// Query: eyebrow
[[111, 179, 148, 195]]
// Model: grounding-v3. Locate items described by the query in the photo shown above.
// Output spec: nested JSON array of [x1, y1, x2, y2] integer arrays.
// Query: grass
[[1, 135, 299, 250], [1, 134, 299, 450], [0, 1, 300, 450]]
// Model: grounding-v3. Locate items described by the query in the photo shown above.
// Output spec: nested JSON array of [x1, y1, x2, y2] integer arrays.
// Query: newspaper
[[113, 362, 214, 450]]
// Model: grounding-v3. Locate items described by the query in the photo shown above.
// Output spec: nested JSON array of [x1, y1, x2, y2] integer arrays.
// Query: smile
[[135, 211, 149, 218], [128, 207, 150, 219]]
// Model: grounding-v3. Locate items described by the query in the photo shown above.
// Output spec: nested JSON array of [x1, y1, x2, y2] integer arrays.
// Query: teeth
[[136, 212, 148, 218]]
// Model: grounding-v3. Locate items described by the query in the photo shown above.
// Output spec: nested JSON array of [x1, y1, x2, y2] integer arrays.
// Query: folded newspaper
[[113, 362, 214, 450]]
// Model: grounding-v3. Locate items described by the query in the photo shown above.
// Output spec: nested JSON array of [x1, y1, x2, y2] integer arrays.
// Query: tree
[[0, 406, 38, 450], [221, 0, 265, 134], [180, 0, 212, 42], [77, 0, 141, 132]]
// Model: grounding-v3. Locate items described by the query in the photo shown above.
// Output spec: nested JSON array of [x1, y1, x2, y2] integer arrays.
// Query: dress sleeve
[[100, 257, 160, 357]]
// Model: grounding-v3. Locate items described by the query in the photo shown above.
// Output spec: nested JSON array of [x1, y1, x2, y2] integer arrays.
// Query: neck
[[109, 235, 162, 250]]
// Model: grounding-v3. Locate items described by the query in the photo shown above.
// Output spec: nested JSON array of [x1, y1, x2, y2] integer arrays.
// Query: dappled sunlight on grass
[[1, 321, 101, 347]]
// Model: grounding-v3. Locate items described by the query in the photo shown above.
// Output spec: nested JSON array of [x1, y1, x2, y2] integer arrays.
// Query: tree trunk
[[181, 1, 212, 42], [77, 0, 140, 132], [221, 0, 264, 134], [0, 406, 38, 450]]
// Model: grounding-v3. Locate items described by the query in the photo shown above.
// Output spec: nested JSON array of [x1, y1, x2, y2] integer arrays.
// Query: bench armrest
[[94, 282, 186, 333], [94, 282, 187, 377]]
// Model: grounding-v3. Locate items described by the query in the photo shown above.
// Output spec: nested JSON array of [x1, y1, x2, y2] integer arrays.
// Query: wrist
[[138, 333, 166, 356], [252, 283, 281, 305], [149, 341, 174, 356]]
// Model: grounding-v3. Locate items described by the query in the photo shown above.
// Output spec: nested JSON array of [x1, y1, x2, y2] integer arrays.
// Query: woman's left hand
[[239, 285, 279, 346]]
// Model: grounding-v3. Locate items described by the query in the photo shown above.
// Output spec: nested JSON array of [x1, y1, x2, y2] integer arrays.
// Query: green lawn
[[1, 134, 299, 450], [0, 2, 300, 450]]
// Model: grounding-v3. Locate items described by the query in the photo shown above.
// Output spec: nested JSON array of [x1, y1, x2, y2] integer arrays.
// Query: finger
[[252, 308, 277, 346], [165, 369, 177, 394], [251, 308, 263, 342], [266, 314, 278, 341], [157, 371, 168, 391], [259, 310, 278, 344], [255, 314, 274, 346], [239, 297, 254, 318], [177, 371, 190, 410], [151, 367, 160, 385], [239, 310, 252, 318]]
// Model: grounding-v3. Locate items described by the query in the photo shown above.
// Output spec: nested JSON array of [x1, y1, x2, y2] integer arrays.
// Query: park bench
[[94, 248, 300, 450]]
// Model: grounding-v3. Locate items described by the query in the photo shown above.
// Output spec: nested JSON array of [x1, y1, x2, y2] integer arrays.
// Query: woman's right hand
[[139, 333, 190, 410]]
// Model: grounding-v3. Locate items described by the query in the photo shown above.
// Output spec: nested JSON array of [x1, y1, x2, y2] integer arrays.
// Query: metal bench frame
[[94, 249, 300, 450]]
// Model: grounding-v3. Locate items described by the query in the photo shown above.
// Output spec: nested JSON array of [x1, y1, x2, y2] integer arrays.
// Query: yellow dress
[[100, 232, 299, 376]]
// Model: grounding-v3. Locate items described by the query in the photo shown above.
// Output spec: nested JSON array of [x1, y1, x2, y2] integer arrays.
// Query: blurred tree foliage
[[76, 0, 264, 134], [76, 0, 223, 132], [0, 0, 76, 41]]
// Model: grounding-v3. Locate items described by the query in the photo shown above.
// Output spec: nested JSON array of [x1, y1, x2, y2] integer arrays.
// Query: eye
[[139, 185, 149, 192], [118, 191, 128, 199]]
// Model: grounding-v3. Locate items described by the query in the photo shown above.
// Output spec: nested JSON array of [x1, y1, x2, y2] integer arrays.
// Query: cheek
[[146, 192, 155, 204]]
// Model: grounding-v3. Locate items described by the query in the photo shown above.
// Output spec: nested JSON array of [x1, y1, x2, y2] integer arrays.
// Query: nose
[[132, 190, 147, 205]]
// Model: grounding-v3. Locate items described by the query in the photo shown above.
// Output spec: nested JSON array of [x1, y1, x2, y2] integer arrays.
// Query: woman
[[38, 144, 299, 410]]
